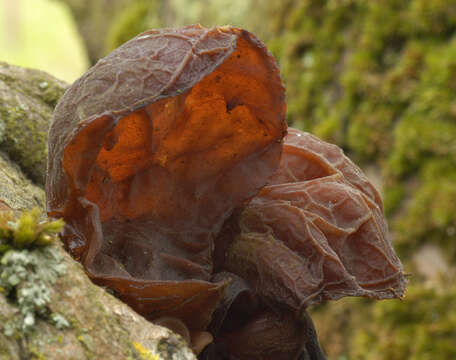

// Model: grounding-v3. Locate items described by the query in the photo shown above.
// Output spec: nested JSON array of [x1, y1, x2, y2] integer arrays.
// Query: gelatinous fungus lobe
[[211, 128, 406, 359], [46, 25, 286, 330], [218, 128, 406, 313]]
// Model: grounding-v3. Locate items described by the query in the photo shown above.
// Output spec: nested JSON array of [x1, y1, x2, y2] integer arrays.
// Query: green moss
[[383, 181, 406, 216], [0, 104, 47, 183], [310, 279, 456, 360], [0, 208, 64, 253], [0, 66, 66, 109], [394, 160, 456, 260], [386, 37, 456, 177], [32, 78, 66, 109], [0, 63, 66, 185], [350, 281, 456, 360]]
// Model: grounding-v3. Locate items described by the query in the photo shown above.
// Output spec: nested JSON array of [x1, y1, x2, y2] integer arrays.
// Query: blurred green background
[[0, 0, 88, 81], [2, 0, 456, 359]]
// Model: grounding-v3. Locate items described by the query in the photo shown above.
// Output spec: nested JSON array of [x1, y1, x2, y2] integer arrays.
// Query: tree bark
[[0, 62, 67, 186]]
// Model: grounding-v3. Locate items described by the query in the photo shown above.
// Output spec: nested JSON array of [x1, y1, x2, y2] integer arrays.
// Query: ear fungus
[[46, 25, 286, 331]]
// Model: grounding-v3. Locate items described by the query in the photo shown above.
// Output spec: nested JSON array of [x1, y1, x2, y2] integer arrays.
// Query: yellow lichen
[[132, 341, 160, 360]]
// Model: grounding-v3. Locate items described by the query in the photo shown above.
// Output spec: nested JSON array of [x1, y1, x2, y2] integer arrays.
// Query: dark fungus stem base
[[197, 310, 327, 360], [300, 311, 327, 360]]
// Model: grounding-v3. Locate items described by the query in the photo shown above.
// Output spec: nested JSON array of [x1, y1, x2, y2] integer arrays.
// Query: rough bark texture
[[0, 62, 67, 186], [0, 151, 44, 212], [0, 63, 195, 360]]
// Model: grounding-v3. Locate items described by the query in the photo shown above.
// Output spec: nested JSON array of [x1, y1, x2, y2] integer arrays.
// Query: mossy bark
[[0, 151, 44, 212], [0, 63, 196, 360], [0, 62, 67, 186]]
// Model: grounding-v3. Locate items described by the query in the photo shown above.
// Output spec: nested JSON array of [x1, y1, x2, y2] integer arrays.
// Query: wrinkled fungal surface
[[46, 25, 286, 331], [206, 128, 405, 359], [270, 128, 384, 210], [217, 128, 406, 311]]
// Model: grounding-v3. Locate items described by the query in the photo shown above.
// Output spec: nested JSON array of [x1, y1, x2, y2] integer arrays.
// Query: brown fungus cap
[[46, 25, 286, 329], [218, 128, 406, 313]]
